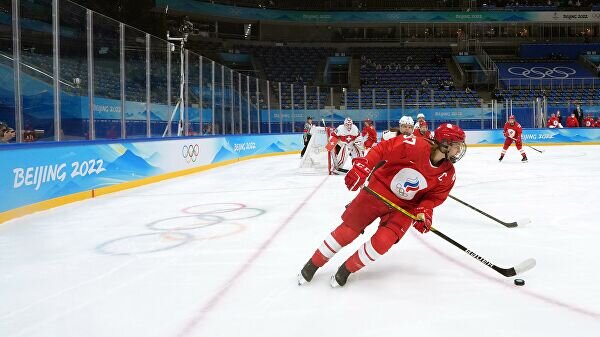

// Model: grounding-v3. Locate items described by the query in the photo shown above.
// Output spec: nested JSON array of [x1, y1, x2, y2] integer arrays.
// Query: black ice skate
[[498, 155, 504, 162], [297, 259, 319, 285], [521, 156, 528, 163], [330, 264, 351, 288]]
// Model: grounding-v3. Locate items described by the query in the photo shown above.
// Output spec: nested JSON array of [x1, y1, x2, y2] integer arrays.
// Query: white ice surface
[[1, 145, 600, 337]]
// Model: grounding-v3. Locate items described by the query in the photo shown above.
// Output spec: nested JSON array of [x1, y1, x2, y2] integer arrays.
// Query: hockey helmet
[[399, 116, 414, 126], [344, 117, 353, 130], [419, 120, 428, 128], [417, 113, 425, 119], [433, 123, 466, 163], [364, 118, 373, 124]]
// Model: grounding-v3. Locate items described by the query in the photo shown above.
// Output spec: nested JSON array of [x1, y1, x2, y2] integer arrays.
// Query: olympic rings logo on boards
[[182, 144, 200, 163], [507, 66, 576, 79]]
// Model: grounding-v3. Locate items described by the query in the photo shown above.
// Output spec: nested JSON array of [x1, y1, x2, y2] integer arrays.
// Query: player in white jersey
[[381, 116, 415, 141], [325, 118, 362, 174]]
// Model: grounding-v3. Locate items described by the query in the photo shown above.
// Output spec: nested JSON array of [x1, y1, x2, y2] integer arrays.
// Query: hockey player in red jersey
[[361, 118, 377, 151], [547, 113, 561, 128], [566, 113, 579, 127], [596, 117, 600, 128], [298, 123, 466, 287], [582, 114, 595, 128], [499, 115, 527, 163], [413, 120, 432, 139]]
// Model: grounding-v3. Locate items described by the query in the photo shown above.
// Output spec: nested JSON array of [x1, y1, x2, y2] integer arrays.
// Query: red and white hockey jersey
[[364, 135, 455, 211], [582, 117, 595, 128], [331, 124, 360, 145], [503, 122, 523, 141]]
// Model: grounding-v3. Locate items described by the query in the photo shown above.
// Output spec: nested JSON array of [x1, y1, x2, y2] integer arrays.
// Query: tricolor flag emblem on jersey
[[403, 177, 420, 192], [390, 168, 428, 200]]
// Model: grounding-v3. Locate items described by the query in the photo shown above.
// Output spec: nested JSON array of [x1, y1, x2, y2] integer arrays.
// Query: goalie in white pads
[[381, 116, 415, 141], [325, 118, 363, 174]]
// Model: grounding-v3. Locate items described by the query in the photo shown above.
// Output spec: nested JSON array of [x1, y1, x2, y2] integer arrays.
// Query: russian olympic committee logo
[[182, 144, 200, 163], [507, 66, 576, 79]]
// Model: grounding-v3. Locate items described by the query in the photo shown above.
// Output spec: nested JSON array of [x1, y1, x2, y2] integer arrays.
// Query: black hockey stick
[[362, 186, 536, 277], [510, 137, 544, 153], [448, 195, 530, 228], [526, 145, 544, 153]]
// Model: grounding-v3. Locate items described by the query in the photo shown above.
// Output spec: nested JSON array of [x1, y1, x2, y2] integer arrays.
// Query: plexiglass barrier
[[2, 0, 600, 146]]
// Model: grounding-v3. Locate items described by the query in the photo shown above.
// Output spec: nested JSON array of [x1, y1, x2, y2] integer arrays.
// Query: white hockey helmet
[[399, 116, 414, 127], [417, 113, 425, 119], [344, 117, 353, 130]]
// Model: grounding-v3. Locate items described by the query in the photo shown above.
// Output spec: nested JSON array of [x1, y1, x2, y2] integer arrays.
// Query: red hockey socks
[[345, 226, 398, 273], [311, 224, 360, 267]]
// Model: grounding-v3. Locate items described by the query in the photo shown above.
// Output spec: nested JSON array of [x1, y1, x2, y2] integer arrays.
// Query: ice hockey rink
[[1, 144, 600, 337]]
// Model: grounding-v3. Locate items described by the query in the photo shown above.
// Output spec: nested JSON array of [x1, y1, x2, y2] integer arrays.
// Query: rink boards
[[1, 128, 599, 223]]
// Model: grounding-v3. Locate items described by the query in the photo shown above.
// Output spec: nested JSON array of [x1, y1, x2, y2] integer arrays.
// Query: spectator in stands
[[573, 105, 584, 126], [0, 121, 16, 144], [414, 64, 420, 70], [566, 113, 580, 127], [465, 87, 472, 94], [421, 79, 429, 88]]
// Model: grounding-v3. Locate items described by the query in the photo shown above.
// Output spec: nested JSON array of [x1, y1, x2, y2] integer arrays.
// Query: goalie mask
[[433, 123, 466, 163], [344, 117, 353, 131]]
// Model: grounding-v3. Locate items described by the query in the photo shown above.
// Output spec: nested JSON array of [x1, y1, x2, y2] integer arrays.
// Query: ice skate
[[498, 155, 504, 162], [297, 259, 318, 285], [521, 156, 528, 163], [330, 264, 351, 288]]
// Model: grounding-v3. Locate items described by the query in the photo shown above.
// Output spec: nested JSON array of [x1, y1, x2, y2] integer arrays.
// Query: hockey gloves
[[344, 157, 371, 191], [412, 207, 433, 234]]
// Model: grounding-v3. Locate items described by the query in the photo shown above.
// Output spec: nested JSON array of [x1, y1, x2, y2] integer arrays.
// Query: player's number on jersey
[[402, 135, 416, 145]]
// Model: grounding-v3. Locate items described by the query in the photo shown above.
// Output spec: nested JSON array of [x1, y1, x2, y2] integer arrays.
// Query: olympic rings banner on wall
[[0, 134, 303, 214]]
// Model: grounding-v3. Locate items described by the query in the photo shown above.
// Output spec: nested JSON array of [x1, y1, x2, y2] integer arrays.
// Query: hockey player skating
[[413, 120, 432, 139], [499, 115, 527, 163], [381, 116, 414, 141], [361, 118, 377, 153], [325, 118, 362, 174], [298, 123, 467, 287], [413, 113, 426, 130]]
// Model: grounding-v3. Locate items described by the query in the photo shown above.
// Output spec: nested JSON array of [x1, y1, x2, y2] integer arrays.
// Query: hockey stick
[[448, 195, 530, 228], [510, 137, 544, 153], [362, 186, 536, 277]]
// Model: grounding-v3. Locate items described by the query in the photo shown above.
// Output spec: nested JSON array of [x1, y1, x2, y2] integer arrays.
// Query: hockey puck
[[514, 279, 525, 286]]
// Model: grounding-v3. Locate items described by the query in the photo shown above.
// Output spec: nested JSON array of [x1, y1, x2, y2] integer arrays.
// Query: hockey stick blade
[[495, 258, 537, 277], [517, 218, 531, 226], [449, 195, 520, 228]]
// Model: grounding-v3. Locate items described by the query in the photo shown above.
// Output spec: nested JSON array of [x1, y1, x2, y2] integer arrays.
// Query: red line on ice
[[174, 175, 330, 337], [414, 232, 600, 320]]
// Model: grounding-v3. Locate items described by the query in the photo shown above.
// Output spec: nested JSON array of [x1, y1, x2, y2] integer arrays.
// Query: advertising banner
[[0, 134, 303, 213]]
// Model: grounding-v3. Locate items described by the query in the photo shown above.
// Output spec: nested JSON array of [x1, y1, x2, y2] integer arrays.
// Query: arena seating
[[348, 47, 481, 108]]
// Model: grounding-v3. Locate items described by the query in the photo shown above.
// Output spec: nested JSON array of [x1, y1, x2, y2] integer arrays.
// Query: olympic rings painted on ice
[[96, 232, 193, 256], [182, 144, 200, 163], [507, 66, 576, 79], [96, 203, 266, 255]]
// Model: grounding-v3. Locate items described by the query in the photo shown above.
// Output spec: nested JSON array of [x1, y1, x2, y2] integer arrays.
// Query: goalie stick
[[362, 184, 536, 277], [448, 195, 531, 228]]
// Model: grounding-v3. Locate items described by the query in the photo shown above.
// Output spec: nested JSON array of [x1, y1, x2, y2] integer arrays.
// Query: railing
[[500, 77, 600, 90]]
